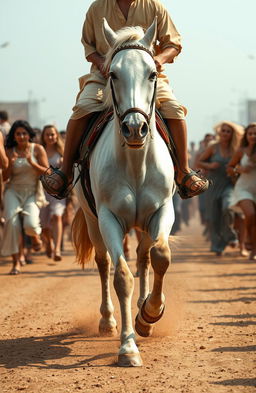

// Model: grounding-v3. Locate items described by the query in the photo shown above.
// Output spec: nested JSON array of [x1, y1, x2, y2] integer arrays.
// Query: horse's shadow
[[0, 332, 118, 369]]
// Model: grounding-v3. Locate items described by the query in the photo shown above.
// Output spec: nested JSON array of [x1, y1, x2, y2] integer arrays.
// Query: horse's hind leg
[[83, 212, 117, 337], [95, 252, 117, 337]]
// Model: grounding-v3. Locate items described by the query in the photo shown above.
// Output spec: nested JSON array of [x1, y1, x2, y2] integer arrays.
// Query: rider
[[41, 0, 209, 199]]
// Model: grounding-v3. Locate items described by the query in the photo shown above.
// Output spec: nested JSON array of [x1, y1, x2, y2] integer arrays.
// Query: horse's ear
[[102, 18, 117, 47], [140, 17, 157, 48]]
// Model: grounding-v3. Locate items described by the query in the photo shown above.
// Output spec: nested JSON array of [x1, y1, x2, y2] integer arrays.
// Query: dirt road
[[0, 217, 255, 393]]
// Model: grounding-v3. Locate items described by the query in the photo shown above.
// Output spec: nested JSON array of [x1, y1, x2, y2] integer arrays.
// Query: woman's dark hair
[[5, 120, 36, 148], [241, 123, 256, 159]]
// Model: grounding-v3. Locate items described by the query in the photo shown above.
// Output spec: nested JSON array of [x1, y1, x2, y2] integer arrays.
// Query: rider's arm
[[154, 47, 179, 71], [155, 1, 182, 59], [87, 52, 104, 70]]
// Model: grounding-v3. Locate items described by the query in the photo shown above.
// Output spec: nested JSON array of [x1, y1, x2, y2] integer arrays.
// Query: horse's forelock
[[104, 26, 145, 69]]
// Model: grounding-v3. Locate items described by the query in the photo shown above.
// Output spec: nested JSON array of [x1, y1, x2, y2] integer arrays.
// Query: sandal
[[176, 170, 210, 199], [31, 236, 42, 252], [45, 240, 53, 258], [40, 166, 73, 200], [249, 252, 256, 261], [54, 252, 62, 262], [9, 268, 21, 275]]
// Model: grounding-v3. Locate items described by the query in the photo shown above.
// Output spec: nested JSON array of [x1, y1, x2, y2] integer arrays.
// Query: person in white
[[1, 120, 49, 274], [227, 123, 256, 261], [40, 125, 66, 261]]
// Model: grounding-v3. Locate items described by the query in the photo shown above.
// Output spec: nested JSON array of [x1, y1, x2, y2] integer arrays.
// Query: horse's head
[[103, 18, 158, 149]]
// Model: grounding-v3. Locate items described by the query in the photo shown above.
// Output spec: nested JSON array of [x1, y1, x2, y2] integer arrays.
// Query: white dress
[[230, 153, 256, 212], [1, 144, 42, 256]]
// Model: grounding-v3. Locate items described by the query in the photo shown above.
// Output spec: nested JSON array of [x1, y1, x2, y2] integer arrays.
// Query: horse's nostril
[[140, 123, 148, 137], [121, 123, 131, 138]]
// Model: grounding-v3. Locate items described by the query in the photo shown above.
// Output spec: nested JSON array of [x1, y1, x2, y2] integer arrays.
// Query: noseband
[[109, 44, 157, 127]]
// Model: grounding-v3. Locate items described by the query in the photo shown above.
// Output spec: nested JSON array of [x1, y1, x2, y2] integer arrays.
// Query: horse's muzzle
[[121, 120, 149, 148]]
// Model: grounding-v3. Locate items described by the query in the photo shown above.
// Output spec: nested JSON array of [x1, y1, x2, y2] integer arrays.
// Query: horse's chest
[[136, 192, 162, 220], [106, 187, 163, 228]]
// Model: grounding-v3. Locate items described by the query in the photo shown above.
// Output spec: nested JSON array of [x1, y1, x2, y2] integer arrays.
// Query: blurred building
[[247, 100, 256, 123], [0, 100, 41, 127]]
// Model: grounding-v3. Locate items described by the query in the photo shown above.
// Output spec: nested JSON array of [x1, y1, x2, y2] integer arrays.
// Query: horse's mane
[[103, 26, 150, 109]]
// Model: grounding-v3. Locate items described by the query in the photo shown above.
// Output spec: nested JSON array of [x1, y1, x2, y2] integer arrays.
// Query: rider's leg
[[157, 77, 209, 197], [60, 116, 90, 179], [42, 77, 106, 196], [43, 115, 91, 193], [165, 118, 206, 191]]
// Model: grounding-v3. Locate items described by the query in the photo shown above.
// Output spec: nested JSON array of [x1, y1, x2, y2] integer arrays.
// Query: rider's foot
[[41, 167, 73, 199], [175, 167, 209, 199]]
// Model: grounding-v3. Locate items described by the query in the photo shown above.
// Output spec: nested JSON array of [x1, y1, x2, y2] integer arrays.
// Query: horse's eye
[[109, 71, 117, 80], [149, 71, 157, 81]]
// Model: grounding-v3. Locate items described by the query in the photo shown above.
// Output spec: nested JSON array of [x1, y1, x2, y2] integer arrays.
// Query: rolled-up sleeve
[[156, 3, 182, 56], [81, 6, 97, 59]]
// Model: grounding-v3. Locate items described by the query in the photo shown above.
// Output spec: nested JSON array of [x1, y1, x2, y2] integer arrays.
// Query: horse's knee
[[114, 258, 134, 297], [150, 244, 170, 275]]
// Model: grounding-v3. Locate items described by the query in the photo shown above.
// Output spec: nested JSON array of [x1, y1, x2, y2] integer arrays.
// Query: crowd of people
[[0, 111, 76, 275], [0, 111, 255, 275], [174, 121, 256, 261]]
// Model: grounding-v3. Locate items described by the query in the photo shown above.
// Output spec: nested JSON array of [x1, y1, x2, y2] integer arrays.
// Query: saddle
[[78, 109, 176, 217]]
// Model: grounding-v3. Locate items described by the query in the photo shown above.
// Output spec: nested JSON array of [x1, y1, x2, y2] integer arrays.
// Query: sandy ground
[[0, 216, 255, 393]]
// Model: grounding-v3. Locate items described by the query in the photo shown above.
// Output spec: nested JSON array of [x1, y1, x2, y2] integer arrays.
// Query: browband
[[111, 44, 154, 61]]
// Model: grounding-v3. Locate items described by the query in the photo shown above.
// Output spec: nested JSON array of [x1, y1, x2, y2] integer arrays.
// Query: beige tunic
[[71, 0, 186, 120]]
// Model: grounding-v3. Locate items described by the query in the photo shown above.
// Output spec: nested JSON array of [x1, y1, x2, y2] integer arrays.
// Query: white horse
[[72, 18, 175, 367]]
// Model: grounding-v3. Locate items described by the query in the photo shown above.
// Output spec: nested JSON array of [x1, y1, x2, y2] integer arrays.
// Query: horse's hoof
[[140, 295, 165, 324], [117, 353, 143, 367], [135, 315, 153, 337], [135, 294, 165, 337], [99, 325, 118, 337]]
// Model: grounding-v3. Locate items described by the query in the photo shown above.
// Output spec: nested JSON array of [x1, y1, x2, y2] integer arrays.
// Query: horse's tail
[[71, 207, 94, 268]]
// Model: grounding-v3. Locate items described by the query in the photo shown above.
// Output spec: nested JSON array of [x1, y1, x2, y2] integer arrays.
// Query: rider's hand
[[154, 56, 164, 72]]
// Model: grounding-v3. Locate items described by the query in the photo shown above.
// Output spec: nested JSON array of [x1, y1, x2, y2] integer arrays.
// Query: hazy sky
[[1, 0, 255, 143]]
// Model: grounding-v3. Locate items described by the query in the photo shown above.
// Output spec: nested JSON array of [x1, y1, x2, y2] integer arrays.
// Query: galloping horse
[[72, 18, 175, 367]]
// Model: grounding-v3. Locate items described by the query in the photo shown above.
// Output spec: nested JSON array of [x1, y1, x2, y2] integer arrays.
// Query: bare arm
[[27, 144, 49, 175], [197, 144, 220, 170], [2, 149, 17, 181], [154, 47, 179, 71], [0, 133, 8, 170], [86, 52, 107, 78], [227, 149, 256, 174], [226, 150, 243, 176]]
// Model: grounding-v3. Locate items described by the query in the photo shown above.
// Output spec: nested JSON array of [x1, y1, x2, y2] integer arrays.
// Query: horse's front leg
[[98, 207, 142, 367], [135, 202, 173, 337], [136, 234, 152, 308]]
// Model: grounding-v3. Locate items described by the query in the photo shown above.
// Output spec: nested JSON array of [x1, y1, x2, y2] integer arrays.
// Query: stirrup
[[40, 166, 73, 200]]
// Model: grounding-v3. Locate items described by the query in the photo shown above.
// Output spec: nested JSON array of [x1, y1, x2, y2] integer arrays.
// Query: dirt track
[[0, 216, 255, 393]]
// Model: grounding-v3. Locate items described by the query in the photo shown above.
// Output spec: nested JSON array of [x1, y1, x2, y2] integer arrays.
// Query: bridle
[[109, 44, 157, 128]]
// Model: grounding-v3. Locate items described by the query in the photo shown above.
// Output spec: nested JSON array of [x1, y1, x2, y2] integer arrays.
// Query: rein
[[109, 44, 157, 128]]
